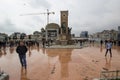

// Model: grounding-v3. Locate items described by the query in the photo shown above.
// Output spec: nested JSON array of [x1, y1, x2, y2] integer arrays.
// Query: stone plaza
[[0, 43, 120, 80]]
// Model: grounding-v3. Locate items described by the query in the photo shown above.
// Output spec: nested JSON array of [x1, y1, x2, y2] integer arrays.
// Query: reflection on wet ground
[[0, 45, 120, 80], [20, 68, 28, 80], [103, 57, 112, 71]]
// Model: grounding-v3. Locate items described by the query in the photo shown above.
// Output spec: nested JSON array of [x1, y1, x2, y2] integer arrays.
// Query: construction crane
[[20, 9, 55, 24]]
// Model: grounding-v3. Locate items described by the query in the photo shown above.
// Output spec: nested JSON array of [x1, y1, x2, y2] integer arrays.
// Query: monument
[[59, 10, 72, 45], [42, 10, 72, 45], [45, 23, 60, 41]]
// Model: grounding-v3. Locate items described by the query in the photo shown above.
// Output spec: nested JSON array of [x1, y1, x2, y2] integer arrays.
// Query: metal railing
[[100, 70, 120, 80]]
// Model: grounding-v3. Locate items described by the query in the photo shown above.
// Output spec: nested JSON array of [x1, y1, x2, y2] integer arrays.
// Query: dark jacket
[[16, 45, 28, 55]]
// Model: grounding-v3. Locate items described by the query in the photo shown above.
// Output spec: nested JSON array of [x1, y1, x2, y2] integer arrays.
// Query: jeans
[[19, 55, 27, 67], [105, 49, 112, 57]]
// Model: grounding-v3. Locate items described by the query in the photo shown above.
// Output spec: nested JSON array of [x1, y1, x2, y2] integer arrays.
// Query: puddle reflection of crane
[[20, 9, 55, 24]]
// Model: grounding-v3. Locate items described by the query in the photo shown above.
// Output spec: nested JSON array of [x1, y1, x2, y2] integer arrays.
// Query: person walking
[[42, 38, 45, 48], [100, 40, 103, 47], [80, 40, 82, 47], [16, 41, 28, 69], [105, 40, 112, 57]]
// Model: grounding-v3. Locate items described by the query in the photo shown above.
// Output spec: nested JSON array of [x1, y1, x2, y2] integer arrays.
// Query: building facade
[[33, 31, 42, 41], [0, 33, 8, 41], [91, 29, 118, 41], [80, 31, 88, 38], [45, 23, 60, 41]]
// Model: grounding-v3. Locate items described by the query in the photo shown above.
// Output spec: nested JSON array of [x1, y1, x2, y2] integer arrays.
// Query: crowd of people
[[0, 39, 120, 70], [0, 40, 39, 49], [0, 39, 119, 50]]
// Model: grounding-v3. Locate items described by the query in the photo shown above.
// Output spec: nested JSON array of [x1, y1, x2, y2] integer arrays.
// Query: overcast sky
[[0, 0, 120, 36]]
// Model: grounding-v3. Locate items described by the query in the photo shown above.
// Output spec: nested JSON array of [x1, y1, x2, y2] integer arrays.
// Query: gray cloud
[[29, 0, 51, 9], [0, 0, 120, 36], [67, 0, 120, 35], [0, 19, 29, 35], [0, 19, 17, 34]]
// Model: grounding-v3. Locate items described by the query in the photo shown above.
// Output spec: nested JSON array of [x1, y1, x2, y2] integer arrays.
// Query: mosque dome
[[46, 23, 60, 29]]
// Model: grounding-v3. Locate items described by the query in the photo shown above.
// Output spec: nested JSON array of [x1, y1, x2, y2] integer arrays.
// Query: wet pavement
[[0, 44, 120, 80]]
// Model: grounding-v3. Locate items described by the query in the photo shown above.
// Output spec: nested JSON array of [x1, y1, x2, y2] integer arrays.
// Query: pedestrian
[[105, 40, 108, 45], [105, 40, 112, 57], [42, 38, 45, 48], [113, 40, 116, 46], [80, 40, 82, 46], [100, 40, 103, 47], [16, 41, 28, 69]]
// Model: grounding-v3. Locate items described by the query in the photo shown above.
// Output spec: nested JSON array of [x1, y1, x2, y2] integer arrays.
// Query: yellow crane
[[20, 9, 55, 24]]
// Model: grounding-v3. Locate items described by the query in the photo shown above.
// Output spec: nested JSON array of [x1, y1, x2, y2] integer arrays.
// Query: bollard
[[0, 68, 9, 80], [0, 73, 9, 80]]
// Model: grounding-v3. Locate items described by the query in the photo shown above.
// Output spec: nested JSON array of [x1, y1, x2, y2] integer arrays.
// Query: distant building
[[92, 29, 118, 41], [9, 32, 21, 40], [33, 31, 42, 41], [45, 23, 60, 41], [118, 26, 120, 32], [9, 32, 27, 41], [80, 31, 88, 38], [0, 33, 8, 41], [20, 33, 26, 40]]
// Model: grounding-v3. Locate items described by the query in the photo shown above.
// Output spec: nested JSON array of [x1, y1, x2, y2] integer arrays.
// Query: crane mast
[[20, 9, 55, 24]]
